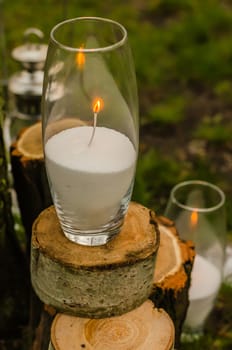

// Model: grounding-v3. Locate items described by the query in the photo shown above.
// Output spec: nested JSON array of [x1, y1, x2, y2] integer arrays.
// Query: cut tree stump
[[151, 215, 195, 349], [31, 202, 160, 318], [31, 208, 194, 349], [31, 207, 194, 349], [10, 122, 51, 254], [48, 300, 175, 350], [10, 119, 86, 254]]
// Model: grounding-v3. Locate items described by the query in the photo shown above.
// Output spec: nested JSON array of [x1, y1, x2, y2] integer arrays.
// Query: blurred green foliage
[[2, 0, 232, 242], [2, 1, 232, 232], [146, 95, 187, 124], [194, 115, 232, 142]]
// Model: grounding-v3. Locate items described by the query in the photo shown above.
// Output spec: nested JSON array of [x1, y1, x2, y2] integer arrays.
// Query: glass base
[[61, 217, 123, 246], [63, 230, 119, 246]]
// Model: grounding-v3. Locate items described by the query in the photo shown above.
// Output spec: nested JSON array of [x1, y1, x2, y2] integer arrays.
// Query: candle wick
[[88, 112, 98, 146]]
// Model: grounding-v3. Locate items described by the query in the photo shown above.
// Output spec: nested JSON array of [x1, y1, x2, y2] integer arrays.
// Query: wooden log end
[[11, 122, 43, 160], [11, 118, 86, 161], [49, 300, 174, 350], [31, 202, 160, 318]]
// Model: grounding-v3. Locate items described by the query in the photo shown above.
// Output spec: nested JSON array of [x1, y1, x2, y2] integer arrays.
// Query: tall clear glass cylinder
[[42, 17, 139, 246]]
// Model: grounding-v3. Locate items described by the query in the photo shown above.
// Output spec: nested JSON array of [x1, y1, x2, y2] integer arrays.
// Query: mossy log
[[31, 206, 194, 349], [31, 202, 160, 318], [48, 300, 174, 350]]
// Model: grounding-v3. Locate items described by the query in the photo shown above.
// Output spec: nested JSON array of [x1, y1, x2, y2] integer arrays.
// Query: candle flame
[[76, 45, 85, 69], [92, 98, 104, 113], [190, 210, 198, 228], [88, 98, 104, 146]]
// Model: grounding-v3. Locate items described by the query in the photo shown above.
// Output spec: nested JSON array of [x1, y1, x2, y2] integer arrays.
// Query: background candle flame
[[76, 45, 85, 69], [190, 210, 198, 228]]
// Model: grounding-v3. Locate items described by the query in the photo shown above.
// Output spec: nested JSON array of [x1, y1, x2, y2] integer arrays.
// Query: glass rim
[[50, 16, 128, 53], [170, 180, 225, 213]]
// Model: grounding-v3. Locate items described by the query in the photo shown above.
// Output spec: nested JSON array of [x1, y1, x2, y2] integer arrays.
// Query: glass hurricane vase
[[42, 17, 139, 246]]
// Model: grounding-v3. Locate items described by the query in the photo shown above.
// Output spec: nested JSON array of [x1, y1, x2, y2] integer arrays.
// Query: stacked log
[[31, 202, 160, 318]]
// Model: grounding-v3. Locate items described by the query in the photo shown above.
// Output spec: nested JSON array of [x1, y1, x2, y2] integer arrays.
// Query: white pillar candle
[[184, 254, 221, 329], [45, 126, 136, 230]]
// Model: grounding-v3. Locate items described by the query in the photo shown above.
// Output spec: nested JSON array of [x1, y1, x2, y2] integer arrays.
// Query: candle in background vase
[[164, 180, 226, 340], [178, 212, 224, 333], [174, 209, 223, 332], [184, 254, 221, 329]]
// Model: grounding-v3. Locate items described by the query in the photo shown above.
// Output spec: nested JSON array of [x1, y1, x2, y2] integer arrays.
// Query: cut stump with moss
[[48, 300, 175, 350], [31, 202, 160, 318], [10, 118, 86, 253], [150, 215, 195, 349], [10, 122, 51, 253], [31, 212, 194, 349]]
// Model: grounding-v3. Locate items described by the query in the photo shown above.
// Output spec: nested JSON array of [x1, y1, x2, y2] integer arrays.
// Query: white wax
[[185, 254, 221, 329], [45, 126, 136, 228]]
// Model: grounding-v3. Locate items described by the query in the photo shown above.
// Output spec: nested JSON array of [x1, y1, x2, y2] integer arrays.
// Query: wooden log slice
[[31, 202, 160, 318], [150, 215, 195, 349], [48, 300, 174, 350]]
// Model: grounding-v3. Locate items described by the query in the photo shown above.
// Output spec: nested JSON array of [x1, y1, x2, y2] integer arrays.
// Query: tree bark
[[31, 202, 160, 319], [49, 300, 174, 350]]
